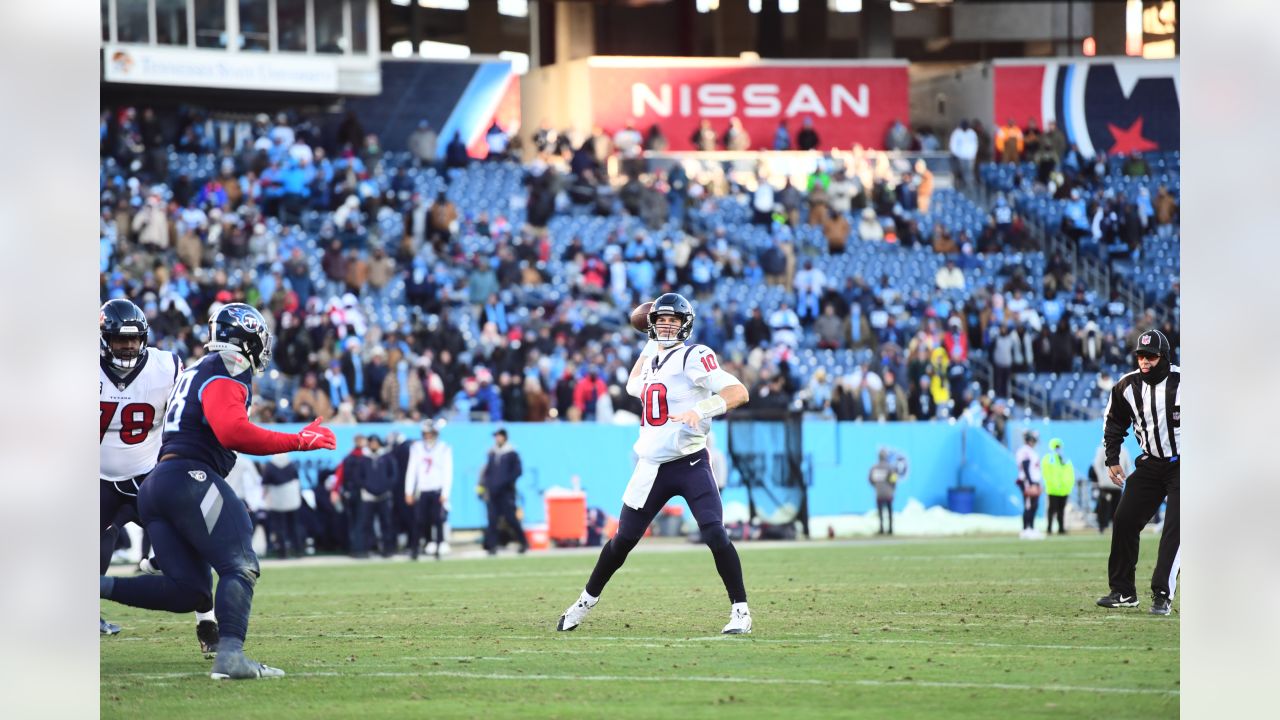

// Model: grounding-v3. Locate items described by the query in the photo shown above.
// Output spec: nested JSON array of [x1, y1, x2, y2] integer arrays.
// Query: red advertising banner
[[587, 58, 909, 151]]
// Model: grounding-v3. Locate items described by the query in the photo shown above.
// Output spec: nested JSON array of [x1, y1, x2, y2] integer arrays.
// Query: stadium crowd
[[100, 105, 1177, 441]]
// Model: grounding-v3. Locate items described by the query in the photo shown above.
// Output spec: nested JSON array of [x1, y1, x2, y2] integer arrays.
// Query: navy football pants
[[104, 459, 260, 643], [100, 479, 140, 575], [586, 449, 747, 604]]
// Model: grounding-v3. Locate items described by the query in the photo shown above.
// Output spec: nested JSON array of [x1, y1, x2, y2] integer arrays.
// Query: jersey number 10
[[640, 383, 669, 426]]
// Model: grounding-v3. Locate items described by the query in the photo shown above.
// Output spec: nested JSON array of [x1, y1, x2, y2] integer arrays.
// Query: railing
[[633, 149, 956, 185]]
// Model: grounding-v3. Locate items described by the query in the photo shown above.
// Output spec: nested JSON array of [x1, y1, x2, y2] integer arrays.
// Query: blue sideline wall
[[256, 421, 1143, 529]]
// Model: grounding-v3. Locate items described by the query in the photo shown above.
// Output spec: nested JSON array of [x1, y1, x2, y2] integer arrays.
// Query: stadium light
[[779, 0, 799, 13], [1082, 36, 1097, 57], [828, 0, 862, 11], [390, 0, 412, 6], [498, 0, 528, 18], [1125, 0, 1143, 56], [418, 0, 469, 10], [695, 0, 719, 13], [749, 0, 762, 13], [890, 1, 914, 11], [391, 40, 414, 57], [420, 40, 471, 59]]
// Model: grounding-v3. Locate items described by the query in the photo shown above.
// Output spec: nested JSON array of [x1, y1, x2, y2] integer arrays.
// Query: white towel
[[621, 459, 661, 510]]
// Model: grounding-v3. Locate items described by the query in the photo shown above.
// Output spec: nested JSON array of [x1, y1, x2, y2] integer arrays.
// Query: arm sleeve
[[203, 378, 301, 456], [626, 369, 645, 398], [687, 347, 742, 394], [1020, 458, 1033, 484], [1101, 383, 1133, 466]]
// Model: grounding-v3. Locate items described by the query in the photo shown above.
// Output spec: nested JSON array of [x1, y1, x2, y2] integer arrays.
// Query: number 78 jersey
[[630, 344, 741, 464], [100, 349, 182, 482]]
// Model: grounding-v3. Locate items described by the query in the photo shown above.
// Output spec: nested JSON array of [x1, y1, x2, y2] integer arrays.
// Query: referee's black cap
[[1133, 329, 1170, 358]]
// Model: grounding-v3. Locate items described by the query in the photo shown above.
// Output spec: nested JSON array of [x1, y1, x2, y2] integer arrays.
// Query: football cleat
[[210, 651, 285, 680], [100, 618, 122, 636], [197, 620, 220, 658], [722, 605, 752, 635], [1096, 591, 1140, 608], [556, 592, 598, 631], [1150, 595, 1172, 616]]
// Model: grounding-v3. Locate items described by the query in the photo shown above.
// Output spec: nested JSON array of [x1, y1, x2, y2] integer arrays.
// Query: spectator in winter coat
[[292, 371, 334, 422]]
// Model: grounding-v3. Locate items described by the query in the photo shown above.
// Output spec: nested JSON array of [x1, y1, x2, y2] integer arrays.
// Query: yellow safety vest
[[1040, 454, 1075, 496]]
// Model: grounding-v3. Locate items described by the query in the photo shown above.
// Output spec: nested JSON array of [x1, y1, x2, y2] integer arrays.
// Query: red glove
[[297, 417, 336, 451]]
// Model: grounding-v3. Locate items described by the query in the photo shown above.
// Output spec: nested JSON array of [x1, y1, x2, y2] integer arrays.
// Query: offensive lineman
[[98, 299, 218, 654], [99, 304, 336, 679], [556, 293, 753, 634]]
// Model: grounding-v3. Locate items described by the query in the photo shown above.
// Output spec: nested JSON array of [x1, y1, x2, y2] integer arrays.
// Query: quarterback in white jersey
[[98, 300, 218, 654], [557, 293, 754, 635]]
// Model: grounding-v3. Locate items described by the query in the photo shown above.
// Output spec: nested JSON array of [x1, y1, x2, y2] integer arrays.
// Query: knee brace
[[699, 522, 732, 552]]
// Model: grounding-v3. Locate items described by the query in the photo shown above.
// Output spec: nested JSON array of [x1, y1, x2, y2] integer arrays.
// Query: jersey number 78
[[99, 402, 155, 445]]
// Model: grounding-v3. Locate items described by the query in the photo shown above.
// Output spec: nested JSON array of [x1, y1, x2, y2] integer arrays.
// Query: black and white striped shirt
[[1102, 365, 1181, 464]]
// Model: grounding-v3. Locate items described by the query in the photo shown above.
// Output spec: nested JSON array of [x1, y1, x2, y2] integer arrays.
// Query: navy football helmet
[[647, 292, 696, 344], [207, 303, 273, 375], [100, 299, 149, 370]]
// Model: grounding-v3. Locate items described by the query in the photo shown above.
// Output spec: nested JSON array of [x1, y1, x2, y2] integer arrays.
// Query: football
[[630, 301, 654, 333]]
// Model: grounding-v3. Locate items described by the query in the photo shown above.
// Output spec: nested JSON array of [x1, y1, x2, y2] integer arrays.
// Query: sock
[[219, 636, 244, 655], [732, 601, 749, 614], [709, 540, 748, 604], [195, 609, 217, 623], [100, 576, 116, 599]]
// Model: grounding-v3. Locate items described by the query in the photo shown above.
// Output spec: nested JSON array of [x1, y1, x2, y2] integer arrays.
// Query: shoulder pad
[[219, 351, 252, 377]]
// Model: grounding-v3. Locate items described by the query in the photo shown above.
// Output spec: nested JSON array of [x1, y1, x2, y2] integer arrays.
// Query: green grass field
[[101, 535, 1179, 719]]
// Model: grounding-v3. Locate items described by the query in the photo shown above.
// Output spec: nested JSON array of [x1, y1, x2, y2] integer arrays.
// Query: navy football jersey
[[159, 352, 254, 476]]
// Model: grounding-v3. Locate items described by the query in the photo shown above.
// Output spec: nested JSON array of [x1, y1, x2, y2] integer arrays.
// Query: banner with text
[[587, 58, 909, 151], [104, 44, 343, 94]]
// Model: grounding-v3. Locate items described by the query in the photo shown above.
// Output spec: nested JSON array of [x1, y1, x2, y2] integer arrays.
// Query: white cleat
[[209, 651, 286, 680], [138, 556, 161, 575], [722, 604, 752, 635], [556, 591, 598, 631]]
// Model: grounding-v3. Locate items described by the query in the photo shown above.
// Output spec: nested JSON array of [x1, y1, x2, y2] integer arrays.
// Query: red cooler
[[545, 489, 587, 547]]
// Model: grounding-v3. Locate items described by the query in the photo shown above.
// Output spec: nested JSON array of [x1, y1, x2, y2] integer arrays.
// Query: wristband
[[695, 395, 728, 419]]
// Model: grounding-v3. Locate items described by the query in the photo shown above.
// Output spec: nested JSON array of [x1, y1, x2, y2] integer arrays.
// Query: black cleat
[[1096, 591, 1140, 608], [197, 620, 220, 658], [1150, 595, 1172, 616]]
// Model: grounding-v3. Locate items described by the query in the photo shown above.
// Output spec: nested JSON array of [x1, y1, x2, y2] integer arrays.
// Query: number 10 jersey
[[628, 343, 740, 464]]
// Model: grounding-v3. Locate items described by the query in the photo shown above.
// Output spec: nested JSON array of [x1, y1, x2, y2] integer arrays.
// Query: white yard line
[[112, 668, 1179, 696]]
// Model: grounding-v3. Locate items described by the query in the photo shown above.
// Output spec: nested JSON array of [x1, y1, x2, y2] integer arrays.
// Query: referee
[[1095, 329, 1180, 616]]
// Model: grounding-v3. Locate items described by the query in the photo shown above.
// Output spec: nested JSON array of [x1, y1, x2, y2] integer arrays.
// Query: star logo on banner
[[1107, 117, 1160, 154]]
